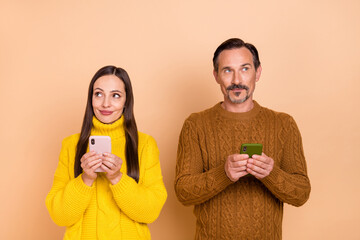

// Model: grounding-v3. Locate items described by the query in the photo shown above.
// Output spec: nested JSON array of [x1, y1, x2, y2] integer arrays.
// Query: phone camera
[[243, 146, 247, 152], [91, 139, 95, 145]]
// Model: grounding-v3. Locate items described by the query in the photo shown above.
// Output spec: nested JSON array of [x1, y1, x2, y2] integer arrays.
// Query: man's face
[[213, 47, 262, 105]]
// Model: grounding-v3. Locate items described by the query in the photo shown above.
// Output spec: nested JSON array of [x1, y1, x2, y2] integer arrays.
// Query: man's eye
[[242, 67, 249, 71], [224, 69, 231, 73]]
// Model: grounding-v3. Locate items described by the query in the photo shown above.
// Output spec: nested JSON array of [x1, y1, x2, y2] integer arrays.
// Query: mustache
[[226, 84, 249, 91]]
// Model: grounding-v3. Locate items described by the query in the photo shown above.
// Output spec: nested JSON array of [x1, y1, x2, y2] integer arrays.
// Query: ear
[[255, 65, 262, 82], [213, 69, 220, 84]]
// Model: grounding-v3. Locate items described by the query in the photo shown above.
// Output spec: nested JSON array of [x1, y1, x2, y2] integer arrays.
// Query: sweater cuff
[[109, 173, 135, 197], [73, 174, 95, 196], [260, 165, 282, 187], [211, 165, 234, 189]]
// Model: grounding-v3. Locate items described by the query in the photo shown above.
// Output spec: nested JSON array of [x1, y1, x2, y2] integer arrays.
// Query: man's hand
[[225, 154, 249, 182], [246, 153, 274, 179]]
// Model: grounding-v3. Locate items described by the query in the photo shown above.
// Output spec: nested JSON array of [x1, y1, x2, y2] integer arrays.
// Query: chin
[[228, 95, 250, 104], [94, 115, 112, 124]]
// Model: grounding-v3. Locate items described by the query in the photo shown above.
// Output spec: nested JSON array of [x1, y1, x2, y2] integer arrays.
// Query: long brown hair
[[74, 66, 139, 182]]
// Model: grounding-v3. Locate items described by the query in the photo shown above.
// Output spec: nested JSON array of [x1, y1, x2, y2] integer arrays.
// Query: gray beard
[[227, 89, 250, 104]]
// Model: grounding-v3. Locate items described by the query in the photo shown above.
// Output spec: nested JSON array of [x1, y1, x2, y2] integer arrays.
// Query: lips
[[232, 88, 243, 92], [99, 110, 113, 115], [232, 89, 243, 97], [228, 88, 243, 94]]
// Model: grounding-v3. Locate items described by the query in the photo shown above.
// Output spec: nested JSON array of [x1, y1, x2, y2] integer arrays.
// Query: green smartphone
[[240, 143, 263, 157]]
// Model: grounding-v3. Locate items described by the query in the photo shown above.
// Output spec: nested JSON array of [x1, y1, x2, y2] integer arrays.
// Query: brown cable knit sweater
[[175, 101, 310, 239]]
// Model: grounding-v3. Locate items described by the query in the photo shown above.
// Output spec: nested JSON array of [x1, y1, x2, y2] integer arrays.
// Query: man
[[174, 38, 310, 239]]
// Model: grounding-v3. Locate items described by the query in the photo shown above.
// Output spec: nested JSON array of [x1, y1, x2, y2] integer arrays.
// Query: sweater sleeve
[[109, 135, 167, 224], [45, 137, 95, 226], [260, 116, 311, 207], [174, 117, 233, 206]]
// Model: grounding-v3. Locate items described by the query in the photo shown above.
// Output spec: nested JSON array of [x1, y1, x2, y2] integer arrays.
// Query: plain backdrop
[[0, 0, 359, 239]]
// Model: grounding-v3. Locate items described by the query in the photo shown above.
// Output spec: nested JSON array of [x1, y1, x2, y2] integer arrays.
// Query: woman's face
[[92, 74, 126, 124]]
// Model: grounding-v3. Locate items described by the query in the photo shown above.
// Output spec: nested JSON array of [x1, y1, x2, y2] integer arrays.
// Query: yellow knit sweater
[[46, 116, 167, 240]]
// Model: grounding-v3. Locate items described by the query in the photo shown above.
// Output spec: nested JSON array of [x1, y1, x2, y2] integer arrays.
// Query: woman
[[46, 66, 167, 240]]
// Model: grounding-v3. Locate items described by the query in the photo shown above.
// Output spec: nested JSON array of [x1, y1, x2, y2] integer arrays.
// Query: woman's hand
[[101, 153, 123, 185], [80, 151, 102, 186]]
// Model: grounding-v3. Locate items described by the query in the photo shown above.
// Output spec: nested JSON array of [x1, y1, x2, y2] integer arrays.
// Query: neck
[[91, 115, 125, 139], [221, 97, 254, 113]]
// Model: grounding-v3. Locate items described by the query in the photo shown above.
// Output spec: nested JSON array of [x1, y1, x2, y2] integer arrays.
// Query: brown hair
[[74, 66, 140, 182], [213, 38, 261, 72]]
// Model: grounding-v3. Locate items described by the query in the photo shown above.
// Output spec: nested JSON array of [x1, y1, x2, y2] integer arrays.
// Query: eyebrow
[[241, 63, 252, 67], [110, 90, 123, 93], [221, 63, 252, 71], [94, 88, 123, 93]]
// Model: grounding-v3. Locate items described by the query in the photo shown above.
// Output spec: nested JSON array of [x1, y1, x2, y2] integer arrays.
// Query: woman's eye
[[94, 92, 103, 97], [113, 93, 120, 98]]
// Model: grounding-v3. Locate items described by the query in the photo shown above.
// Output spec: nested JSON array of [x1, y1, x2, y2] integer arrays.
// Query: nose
[[232, 71, 242, 85], [102, 96, 110, 108]]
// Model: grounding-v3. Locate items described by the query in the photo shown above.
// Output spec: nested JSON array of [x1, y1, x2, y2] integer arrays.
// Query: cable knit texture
[[46, 116, 167, 240], [175, 101, 310, 240]]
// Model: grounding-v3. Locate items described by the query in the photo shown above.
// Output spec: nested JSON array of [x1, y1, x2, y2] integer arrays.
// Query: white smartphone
[[89, 136, 111, 172]]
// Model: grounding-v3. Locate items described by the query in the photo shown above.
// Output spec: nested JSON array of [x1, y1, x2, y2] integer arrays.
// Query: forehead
[[217, 47, 254, 68], [94, 75, 125, 90]]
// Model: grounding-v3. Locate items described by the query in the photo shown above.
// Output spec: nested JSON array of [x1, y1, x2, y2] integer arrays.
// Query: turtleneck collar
[[91, 115, 125, 139], [214, 100, 262, 120]]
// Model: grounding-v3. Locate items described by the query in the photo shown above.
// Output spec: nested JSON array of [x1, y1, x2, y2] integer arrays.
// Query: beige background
[[1, 0, 359, 239]]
